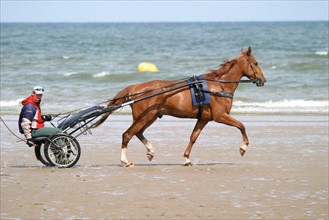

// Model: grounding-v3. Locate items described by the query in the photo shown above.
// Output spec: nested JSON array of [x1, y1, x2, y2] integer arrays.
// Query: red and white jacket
[[18, 95, 44, 139]]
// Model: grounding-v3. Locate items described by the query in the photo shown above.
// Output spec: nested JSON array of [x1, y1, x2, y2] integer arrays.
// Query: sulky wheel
[[34, 143, 53, 167], [44, 134, 81, 168]]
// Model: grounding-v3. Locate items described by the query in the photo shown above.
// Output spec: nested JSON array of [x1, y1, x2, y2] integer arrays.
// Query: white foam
[[234, 99, 328, 108], [92, 71, 111, 78], [233, 99, 328, 114], [0, 98, 24, 107], [63, 72, 79, 76], [315, 51, 328, 56]]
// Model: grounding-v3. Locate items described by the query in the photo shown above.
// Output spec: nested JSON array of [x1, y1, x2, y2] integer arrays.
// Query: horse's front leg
[[216, 113, 249, 156], [183, 120, 208, 166], [121, 112, 157, 167]]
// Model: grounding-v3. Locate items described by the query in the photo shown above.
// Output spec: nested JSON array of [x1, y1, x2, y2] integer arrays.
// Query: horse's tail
[[91, 111, 111, 128], [91, 87, 131, 128]]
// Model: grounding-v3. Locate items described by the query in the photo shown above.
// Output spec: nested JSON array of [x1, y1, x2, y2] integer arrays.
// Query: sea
[[1, 22, 328, 115]]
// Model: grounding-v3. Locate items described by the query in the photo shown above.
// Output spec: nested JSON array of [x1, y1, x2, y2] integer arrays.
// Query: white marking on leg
[[184, 157, 191, 166], [142, 138, 154, 161], [240, 144, 248, 152], [121, 148, 129, 164], [142, 138, 154, 153]]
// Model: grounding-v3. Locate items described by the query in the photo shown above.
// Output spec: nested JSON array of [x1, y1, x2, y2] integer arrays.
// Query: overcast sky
[[1, 1, 328, 22]]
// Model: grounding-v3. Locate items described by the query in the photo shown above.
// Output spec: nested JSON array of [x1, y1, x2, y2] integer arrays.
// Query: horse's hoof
[[239, 144, 248, 156], [125, 162, 134, 167], [147, 152, 154, 161], [240, 149, 246, 157], [183, 162, 192, 166]]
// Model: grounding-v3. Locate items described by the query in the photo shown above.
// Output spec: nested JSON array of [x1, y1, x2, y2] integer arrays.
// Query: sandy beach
[[1, 114, 328, 219]]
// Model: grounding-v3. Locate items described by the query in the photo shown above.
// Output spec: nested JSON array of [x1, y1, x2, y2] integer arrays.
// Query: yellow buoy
[[137, 62, 159, 72]]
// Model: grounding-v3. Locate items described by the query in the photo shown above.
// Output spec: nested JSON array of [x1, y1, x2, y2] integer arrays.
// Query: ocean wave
[[233, 99, 328, 114], [315, 51, 328, 56], [61, 71, 150, 84], [63, 71, 114, 78], [92, 71, 112, 78], [0, 99, 24, 107], [63, 72, 79, 76]]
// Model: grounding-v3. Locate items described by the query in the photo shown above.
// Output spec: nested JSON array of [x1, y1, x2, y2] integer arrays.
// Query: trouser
[[32, 127, 61, 138]]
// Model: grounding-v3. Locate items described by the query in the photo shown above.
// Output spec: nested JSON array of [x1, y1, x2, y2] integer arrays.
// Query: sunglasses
[[35, 88, 44, 91]]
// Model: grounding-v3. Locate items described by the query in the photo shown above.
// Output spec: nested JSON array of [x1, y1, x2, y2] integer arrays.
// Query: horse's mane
[[209, 59, 237, 78]]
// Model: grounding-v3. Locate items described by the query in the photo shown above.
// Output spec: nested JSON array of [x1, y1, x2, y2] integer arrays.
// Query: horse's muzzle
[[254, 78, 265, 87]]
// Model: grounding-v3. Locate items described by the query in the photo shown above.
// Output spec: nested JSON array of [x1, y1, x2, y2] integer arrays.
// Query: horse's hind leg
[[183, 119, 208, 166], [121, 114, 157, 167], [136, 134, 155, 161], [136, 116, 158, 161]]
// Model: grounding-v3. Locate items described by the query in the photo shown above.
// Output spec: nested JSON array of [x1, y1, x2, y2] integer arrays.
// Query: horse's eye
[[254, 62, 258, 66]]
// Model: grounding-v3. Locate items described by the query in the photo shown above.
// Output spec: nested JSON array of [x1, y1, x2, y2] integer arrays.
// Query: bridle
[[206, 55, 264, 87], [245, 55, 264, 87]]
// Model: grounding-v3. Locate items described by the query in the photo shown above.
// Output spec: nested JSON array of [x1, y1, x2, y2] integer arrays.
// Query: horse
[[92, 47, 266, 167]]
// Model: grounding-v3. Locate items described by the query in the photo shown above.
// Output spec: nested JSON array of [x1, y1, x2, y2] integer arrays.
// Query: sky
[[1, 1, 328, 23]]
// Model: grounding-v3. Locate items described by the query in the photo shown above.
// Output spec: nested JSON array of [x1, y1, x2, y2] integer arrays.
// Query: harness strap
[[197, 104, 204, 120], [195, 90, 234, 120], [187, 75, 210, 120], [203, 90, 234, 99], [194, 80, 204, 120]]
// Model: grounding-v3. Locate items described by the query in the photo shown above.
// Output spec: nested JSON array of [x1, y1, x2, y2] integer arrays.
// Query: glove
[[26, 139, 35, 147], [42, 114, 52, 121]]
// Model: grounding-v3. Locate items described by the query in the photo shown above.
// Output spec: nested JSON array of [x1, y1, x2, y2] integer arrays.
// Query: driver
[[18, 86, 60, 147]]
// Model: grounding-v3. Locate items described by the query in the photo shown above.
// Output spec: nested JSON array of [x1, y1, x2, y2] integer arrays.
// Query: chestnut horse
[[93, 47, 266, 167]]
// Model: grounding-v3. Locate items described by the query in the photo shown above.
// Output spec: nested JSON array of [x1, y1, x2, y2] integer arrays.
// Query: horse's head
[[240, 47, 266, 87]]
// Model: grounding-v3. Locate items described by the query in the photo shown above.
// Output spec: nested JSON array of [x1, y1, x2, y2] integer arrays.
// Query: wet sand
[[1, 114, 328, 219]]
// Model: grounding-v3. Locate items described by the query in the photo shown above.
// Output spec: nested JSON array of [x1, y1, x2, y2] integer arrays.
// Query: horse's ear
[[241, 48, 246, 54], [246, 47, 252, 56]]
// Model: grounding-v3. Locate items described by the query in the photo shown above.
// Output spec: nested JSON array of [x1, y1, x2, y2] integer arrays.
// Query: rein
[[113, 80, 187, 102], [0, 116, 26, 142], [58, 76, 255, 116], [205, 78, 254, 84], [112, 77, 254, 102]]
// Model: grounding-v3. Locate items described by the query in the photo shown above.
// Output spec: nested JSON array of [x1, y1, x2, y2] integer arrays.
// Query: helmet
[[33, 86, 44, 95]]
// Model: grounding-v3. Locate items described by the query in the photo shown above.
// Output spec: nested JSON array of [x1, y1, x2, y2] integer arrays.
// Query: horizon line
[[1, 20, 328, 24]]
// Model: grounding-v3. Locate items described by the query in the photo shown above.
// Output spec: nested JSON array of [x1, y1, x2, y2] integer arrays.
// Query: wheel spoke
[[45, 134, 81, 168]]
